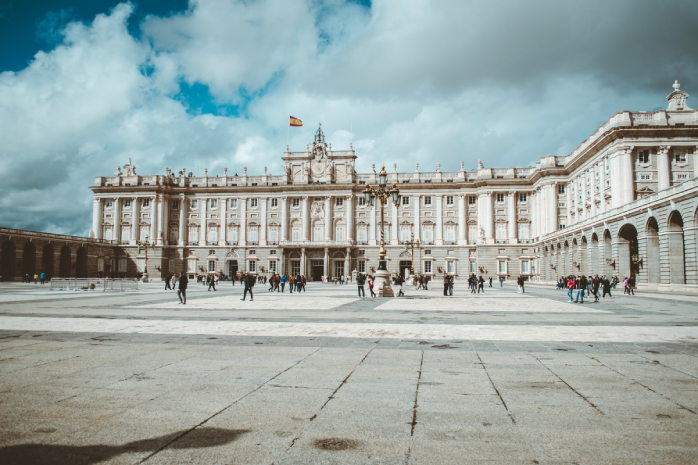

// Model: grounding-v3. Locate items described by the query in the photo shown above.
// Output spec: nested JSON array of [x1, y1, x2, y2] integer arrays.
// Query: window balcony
[[206, 241, 218, 246], [247, 241, 259, 246], [356, 240, 368, 245], [421, 241, 434, 245], [187, 241, 199, 246], [226, 241, 238, 246], [444, 240, 456, 245], [267, 241, 279, 245]]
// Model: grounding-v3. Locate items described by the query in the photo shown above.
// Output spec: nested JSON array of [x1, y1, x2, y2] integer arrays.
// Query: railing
[[0, 227, 117, 245], [420, 173, 435, 179], [631, 112, 655, 122], [444, 240, 457, 245], [442, 172, 458, 179], [356, 241, 368, 245], [247, 241, 259, 246], [187, 241, 199, 246], [226, 241, 238, 246], [50, 278, 138, 291], [279, 240, 352, 247], [267, 241, 279, 245], [206, 241, 218, 246]]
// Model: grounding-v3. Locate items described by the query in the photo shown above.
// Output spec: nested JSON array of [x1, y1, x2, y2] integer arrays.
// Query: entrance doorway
[[227, 260, 238, 277], [290, 259, 300, 276], [334, 260, 344, 278], [310, 259, 323, 281], [399, 260, 412, 278]]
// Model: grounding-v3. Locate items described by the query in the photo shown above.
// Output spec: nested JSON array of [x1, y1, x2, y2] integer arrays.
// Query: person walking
[[280, 274, 287, 292], [177, 272, 188, 304], [357, 273, 366, 297], [165, 274, 172, 290], [208, 274, 216, 291], [40, 272, 46, 285], [423, 275, 429, 291], [602, 276, 612, 298], [591, 275, 600, 302], [478, 275, 485, 293], [448, 274, 454, 296], [368, 277, 376, 298], [575, 275, 586, 303], [499, 277, 503, 287], [516, 275, 523, 294], [241, 272, 254, 301], [443, 273, 450, 296], [567, 275, 575, 302], [628, 275, 635, 295], [296, 273, 303, 293], [396, 274, 404, 297]]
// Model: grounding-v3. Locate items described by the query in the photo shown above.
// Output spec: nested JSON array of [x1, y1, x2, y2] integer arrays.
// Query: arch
[[645, 217, 660, 284], [22, 242, 36, 278], [617, 223, 639, 280], [75, 247, 88, 278], [59, 245, 72, 277], [289, 251, 301, 259], [332, 251, 345, 259], [572, 238, 578, 246], [581, 236, 588, 245], [603, 230, 612, 276], [590, 232, 599, 275], [42, 243, 55, 280], [1, 240, 16, 281], [667, 211, 685, 284]]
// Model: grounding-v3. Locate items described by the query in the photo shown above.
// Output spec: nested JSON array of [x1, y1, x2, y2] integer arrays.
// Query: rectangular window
[[210, 199, 218, 209], [358, 197, 366, 206], [521, 261, 530, 274], [124, 199, 131, 207], [468, 196, 476, 205], [496, 193, 504, 203], [142, 198, 150, 207], [469, 261, 476, 273], [104, 228, 113, 241], [640, 174, 652, 181], [400, 225, 411, 242], [208, 227, 218, 243], [559, 223, 566, 230], [423, 226, 434, 243], [171, 200, 178, 209], [336, 226, 345, 241], [269, 227, 278, 242], [292, 226, 300, 241], [677, 173, 688, 180], [447, 261, 455, 274], [468, 225, 477, 243], [169, 259, 176, 273], [271, 198, 278, 207], [249, 261, 256, 272], [118, 258, 127, 272], [358, 250, 365, 255], [249, 227, 259, 242], [558, 184, 565, 194], [518, 223, 530, 241], [313, 226, 323, 242], [445, 225, 455, 241], [446, 196, 454, 205], [140, 226, 149, 242], [208, 260, 216, 272], [424, 196, 432, 206], [638, 150, 650, 163], [558, 202, 566, 207], [269, 260, 277, 272], [675, 151, 687, 163], [169, 227, 178, 243], [121, 226, 130, 244], [424, 250, 431, 255], [519, 193, 527, 202], [190, 199, 198, 209], [402, 196, 410, 206], [498, 261, 507, 274], [270, 250, 277, 255], [250, 199, 258, 208], [230, 199, 238, 208], [229, 227, 238, 243], [188, 226, 199, 244], [98, 259, 104, 272], [292, 198, 300, 207], [105, 200, 113, 208], [358, 260, 366, 273], [358, 226, 367, 242], [424, 261, 432, 273], [336, 198, 344, 207], [495, 223, 507, 241]]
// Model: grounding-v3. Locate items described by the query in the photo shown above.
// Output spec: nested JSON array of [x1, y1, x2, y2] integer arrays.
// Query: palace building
[[87, 81, 698, 291]]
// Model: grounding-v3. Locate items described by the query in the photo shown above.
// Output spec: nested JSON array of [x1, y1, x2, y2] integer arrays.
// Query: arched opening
[[645, 217, 660, 284], [22, 242, 36, 278], [617, 224, 639, 280], [75, 247, 88, 278], [591, 233, 599, 276], [603, 230, 613, 276], [59, 245, 72, 277], [667, 211, 685, 284], [580, 236, 587, 275], [563, 241, 570, 277], [42, 244, 55, 280], [1, 240, 17, 282]]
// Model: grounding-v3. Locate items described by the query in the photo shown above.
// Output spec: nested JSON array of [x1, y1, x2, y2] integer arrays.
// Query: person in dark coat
[[177, 272, 188, 304], [165, 274, 172, 290], [357, 273, 366, 297], [478, 275, 485, 293], [443, 273, 450, 296], [208, 274, 216, 291], [601, 276, 611, 298], [241, 272, 255, 301]]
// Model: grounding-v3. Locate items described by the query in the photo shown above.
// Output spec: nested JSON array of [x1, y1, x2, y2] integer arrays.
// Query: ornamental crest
[[310, 201, 324, 219]]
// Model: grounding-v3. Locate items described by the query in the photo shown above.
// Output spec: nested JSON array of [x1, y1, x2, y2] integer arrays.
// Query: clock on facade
[[312, 164, 324, 175]]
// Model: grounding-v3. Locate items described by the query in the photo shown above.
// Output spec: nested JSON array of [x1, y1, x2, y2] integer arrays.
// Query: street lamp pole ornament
[[404, 232, 420, 278], [136, 234, 155, 281], [363, 165, 401, 296]]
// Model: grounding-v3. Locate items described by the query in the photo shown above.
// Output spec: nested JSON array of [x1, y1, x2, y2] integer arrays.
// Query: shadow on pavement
[[0, 427, 250, 465]]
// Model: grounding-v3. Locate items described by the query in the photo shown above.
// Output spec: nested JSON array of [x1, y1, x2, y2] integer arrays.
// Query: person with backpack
[[40, 272, 46, 285], [357, 273, 366, 297], [241, 272, 255, 301]]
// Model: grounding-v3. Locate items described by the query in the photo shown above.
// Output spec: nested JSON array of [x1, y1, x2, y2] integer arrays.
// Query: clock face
[[312, 163, 324, 175]]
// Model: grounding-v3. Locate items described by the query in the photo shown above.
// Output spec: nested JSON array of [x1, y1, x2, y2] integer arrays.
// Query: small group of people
[[467, 274, 486, 293], [558, 274, 632, 303], [321, 275, 350, 284], [265, 273, 307, 293], [356, 273, 381, 298], [413, 274, 430, 290], [21, 273, 48, 284]]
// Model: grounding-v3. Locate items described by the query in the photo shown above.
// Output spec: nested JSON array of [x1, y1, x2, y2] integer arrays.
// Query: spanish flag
[[290, 116, 303, 127]]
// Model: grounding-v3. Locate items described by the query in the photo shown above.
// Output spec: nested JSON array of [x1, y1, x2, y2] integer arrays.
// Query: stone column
[[391, 200, 399, 245], [435, 195, 443, 245], [260, 197, 267, 246], [301, 196, 309, 241], [239, 198, 247, 246], [694, 145, 698, 179], [591, 170, 598, 218], [549, 184, 558, 233], [199, 197, 207, 246], [530, 191, 537, 240], [345, 247, 350, 277], [131, 197, 140, 245], [92, 197, 103, 240], [219, 197, 227, 246], [657, 145, 671, 192], [369, 201, 377, 246], [507, 191, 517, 244], [301, 248, 306, 275], [620, 146, 635, 205], [346, 195, 354, 242], [477, 191, 494, 244], [178, 194, 186, 246], [324, 196, 332, 242], [150, 196, 158, 242], [113, 198, 121, 244], [566, 181, 572, 226], [458, 194, 466, 244], [157, 195, 165, 246], [414, 195, 421, 241], [281, 197, 288, 241], [598, 159, 607, 214], [324, 247, 329, 277]]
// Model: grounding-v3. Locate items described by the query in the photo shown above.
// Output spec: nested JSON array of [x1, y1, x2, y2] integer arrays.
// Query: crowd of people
[[555, 274, 635, 303]]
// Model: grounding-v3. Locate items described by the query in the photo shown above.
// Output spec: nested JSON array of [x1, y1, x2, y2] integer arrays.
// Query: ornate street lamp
[[363, 165, 401, 296], [404, 232, 420, 278], [136, 235, 155, 281]]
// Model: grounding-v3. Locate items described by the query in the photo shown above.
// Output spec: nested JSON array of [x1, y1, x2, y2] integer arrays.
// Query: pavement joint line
[[530, 354, 605, 416], [638, 354, 698, 380], [590, 356, 697, 416], [405, 349, 425, 465], [137, 346, 322, 464], [476, 353, 517, 425], [279, 343, 378, 461]]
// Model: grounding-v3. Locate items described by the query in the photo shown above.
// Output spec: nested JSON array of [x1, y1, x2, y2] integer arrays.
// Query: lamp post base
[[373, 269, 394, 297]]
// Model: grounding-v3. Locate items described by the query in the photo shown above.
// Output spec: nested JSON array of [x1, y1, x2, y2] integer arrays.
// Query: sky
[[1, 0, 697, 235]]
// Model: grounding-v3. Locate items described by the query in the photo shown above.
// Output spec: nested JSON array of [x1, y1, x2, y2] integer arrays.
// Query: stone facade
[[86, 82, 698, 290]]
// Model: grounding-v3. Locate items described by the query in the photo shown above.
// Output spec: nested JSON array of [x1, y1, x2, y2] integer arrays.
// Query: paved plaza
[[0, 282, 696, 464]]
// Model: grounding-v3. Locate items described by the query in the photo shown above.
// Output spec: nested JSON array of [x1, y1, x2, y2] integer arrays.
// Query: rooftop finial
[[477, 159, 484, 169], [314, 123, 325, 144], [673, 80, 680, 91], [667, 80, 692, 111]]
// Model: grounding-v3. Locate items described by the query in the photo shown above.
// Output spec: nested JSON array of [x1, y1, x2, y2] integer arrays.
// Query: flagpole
[[287, 120, 290, 148]]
